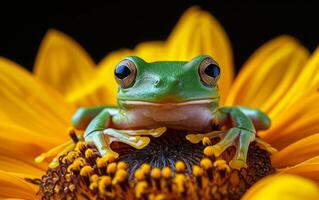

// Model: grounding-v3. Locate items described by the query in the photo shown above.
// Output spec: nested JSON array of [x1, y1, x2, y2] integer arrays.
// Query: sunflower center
[[30, 129, 275, 200], [113, 129, 205, 176]]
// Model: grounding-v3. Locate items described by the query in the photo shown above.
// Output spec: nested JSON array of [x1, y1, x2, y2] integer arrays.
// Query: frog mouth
[[120, 98, 217, 107]]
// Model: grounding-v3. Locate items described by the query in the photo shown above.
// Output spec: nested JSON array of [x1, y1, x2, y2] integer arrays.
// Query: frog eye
[[198, 57, 220, 87], [114, 59, 137, 88]]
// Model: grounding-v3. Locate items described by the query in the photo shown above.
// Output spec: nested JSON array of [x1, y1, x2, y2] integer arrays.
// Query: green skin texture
[[72, 55, 271, 169]]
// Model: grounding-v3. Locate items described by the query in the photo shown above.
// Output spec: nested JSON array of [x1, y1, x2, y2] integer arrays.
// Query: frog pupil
[[115, 65, 131, 79], [204, 64, 220, 78]]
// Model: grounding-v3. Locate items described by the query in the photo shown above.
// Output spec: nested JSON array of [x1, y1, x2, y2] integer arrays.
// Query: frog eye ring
[[198, 57, 220, 87], [114, 59, 137, 88]]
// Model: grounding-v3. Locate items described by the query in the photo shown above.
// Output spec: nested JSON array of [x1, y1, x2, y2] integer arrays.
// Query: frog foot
[[186, 130, 225, 144], [188, 127, 256, 170], [85, 127, 167, 158]]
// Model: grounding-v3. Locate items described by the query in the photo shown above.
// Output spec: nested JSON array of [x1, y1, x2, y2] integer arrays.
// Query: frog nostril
[[154, 79, 160, 87]]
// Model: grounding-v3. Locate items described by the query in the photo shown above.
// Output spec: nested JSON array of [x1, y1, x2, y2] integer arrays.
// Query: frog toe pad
[[229, 159, 248, 169], [204, 127, 256, 169]]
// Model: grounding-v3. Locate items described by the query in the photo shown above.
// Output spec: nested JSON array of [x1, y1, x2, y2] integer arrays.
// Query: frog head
[[114, 55, 220, 108]]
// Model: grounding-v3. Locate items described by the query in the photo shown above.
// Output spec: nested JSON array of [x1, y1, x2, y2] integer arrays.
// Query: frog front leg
[[84, 108, 166, 158], [187, 106, 271, 170], [236, 106, 271, 131], [72, 106, 109, 130], [213, 107, 258, 169]]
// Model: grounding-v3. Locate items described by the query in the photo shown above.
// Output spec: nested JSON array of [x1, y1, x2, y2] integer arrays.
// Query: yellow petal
[[0, 170, 37, 199], [34, 29, 99, 105], [226, 36, 309, 112], [280, 156, 319, 184], [0, 155, 44, 178], [4, 199, 28, 200], [242, 174, 319, 200], [226, 35, 292, 105], [261, 93, 319, 149], [269, 47, 319, 118], [0, 57, 74, 143], [272, 133, 319, 168], [0, 123, 47, 178], [0, 123, 60, 148], [260, 49, 319, 147], [0, 123, 58, 173], [134, 41, 166, 61]]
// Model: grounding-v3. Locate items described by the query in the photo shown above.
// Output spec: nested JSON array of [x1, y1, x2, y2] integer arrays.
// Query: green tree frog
[[72, 55, 271, 169]]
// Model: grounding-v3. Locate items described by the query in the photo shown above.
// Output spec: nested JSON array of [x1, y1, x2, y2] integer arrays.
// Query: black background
[[0, 1, 318, 73]]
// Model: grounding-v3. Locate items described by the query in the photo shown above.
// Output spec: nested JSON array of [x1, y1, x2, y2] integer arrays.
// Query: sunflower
[[0, 6, 319, 200]]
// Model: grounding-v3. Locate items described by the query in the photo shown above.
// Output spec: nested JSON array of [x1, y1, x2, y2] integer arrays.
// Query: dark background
[[0, 1, 318, 73]]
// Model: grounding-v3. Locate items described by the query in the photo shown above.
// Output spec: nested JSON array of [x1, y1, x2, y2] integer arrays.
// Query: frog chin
[[121, 99, 217, 131]]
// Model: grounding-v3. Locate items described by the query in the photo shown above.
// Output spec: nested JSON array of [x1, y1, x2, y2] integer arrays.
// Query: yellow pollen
[[96, 156, 108, 168], [85, 149, 94, 158], [134, 169, 145, 181], [80, 166, 94, 177], [135, 181, 148, 199], [175, 161, 185, 173], [162, 167, 172, 178], [173, 174, 186, 194], [67, 163, 80, 172], [151, 168, 161, 179], [75, 141, 87, 152], [89, 182, 98, 190], [98, 176, 112, 194], [117, 161, 127, 170], [73, 161, 81, 169], [214, 159, 230, 172], [153, 194, 166, 200], [90, 174, 99, 183], [203, 146, 216, 157], [61, 156, 68, 164], [141, 163, 151, 175], [35, 133, 275, 199], [106, 162, 117, 175], [73, 157, 86, 167], [99, 176, 112, 186], [66, 151, 78, 162], [192, 165, 203, 177], [113, 169, 127, 184], [200, 158, 213, 170]]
